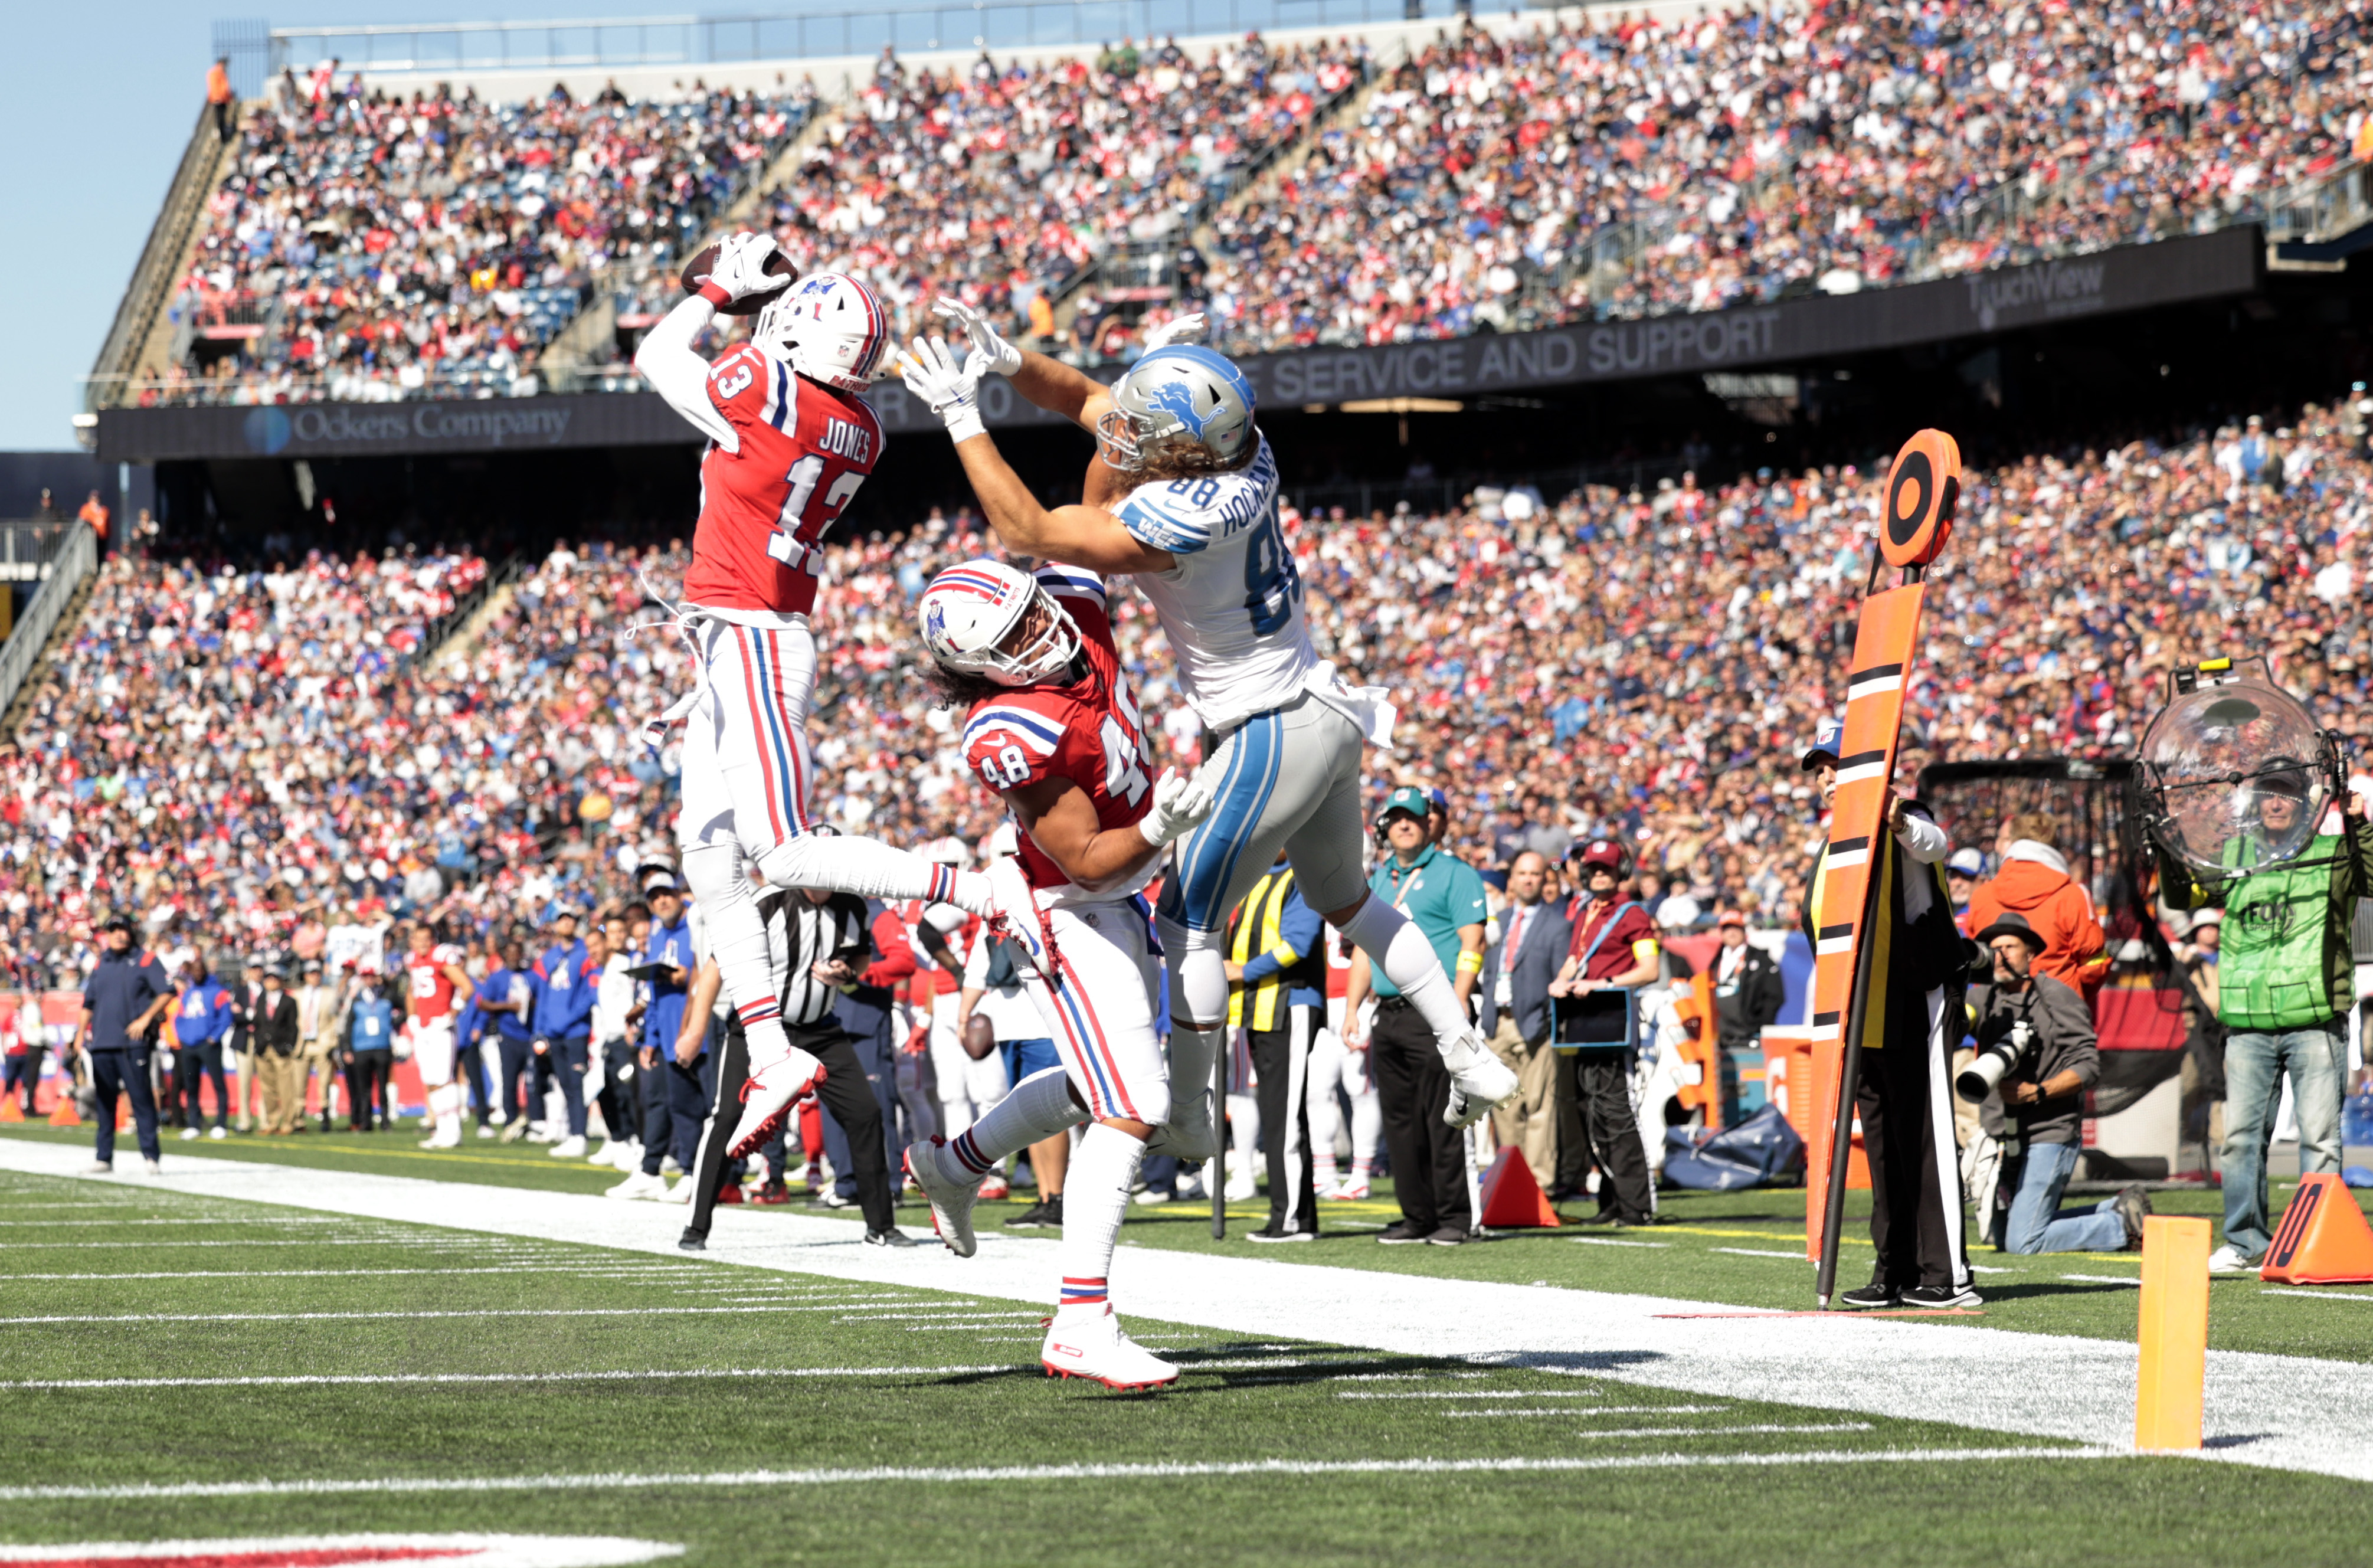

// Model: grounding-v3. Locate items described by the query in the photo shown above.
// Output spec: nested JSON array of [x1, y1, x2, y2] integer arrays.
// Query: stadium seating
[[7, 391, 2364, 973], [151, 77, 817, 405], [1199, 2, 2367, 352], [130, 1, 2371, 400]]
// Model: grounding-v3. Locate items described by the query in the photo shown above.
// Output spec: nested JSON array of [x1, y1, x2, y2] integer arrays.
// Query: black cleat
[[1900, 1283, 1983, 1309], [677, 1227, 708, 1252], [864, 1227, 918, 1248], [1377, 1222, 1430, 1245], [1837, 1283, 1899, 1310]]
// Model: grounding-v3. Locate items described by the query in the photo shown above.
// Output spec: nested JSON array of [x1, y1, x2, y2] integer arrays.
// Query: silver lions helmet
[[1095, 346, 1258, 472]]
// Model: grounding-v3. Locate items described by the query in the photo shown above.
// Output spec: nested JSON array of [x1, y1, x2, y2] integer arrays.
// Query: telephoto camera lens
[[1956, 1020, 2031, 1102]]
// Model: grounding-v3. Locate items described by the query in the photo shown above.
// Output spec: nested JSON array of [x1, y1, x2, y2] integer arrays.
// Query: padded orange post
[[2260, 1173, 2373, 1285], [1477, 1147, 1562, 1228], [2135, 1215, 2210, 1451], [1671, 972, 1721, 1131]]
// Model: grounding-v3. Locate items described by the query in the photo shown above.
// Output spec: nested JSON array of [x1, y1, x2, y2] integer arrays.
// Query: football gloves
[[895, 336, 989, 443], [1137, 765, 1219, 848], [932, 297, 1025, 378], [1140, 312, 1209, 352], [711, 232, 793, 305]]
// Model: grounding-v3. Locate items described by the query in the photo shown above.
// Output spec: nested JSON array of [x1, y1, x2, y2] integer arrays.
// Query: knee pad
[[1158, 918, 1230, 1029]]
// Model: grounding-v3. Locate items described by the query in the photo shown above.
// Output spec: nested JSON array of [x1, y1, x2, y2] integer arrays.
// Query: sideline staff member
[[1799, 717, 1978, 1309], [73, 919, 175, 1174], [1344, 786, 1488, 1246], [1226, 851, 1328, 1242], [1546, 839, 1659, 1227]]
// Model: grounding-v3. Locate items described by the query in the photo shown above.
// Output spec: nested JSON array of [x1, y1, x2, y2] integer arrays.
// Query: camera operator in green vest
[[2155, 757, 2373, 1274]]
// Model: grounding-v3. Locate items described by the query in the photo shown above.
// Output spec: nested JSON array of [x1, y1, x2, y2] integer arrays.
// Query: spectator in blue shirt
[[528, 908, 593, 1147], [477, 939, 536, 1141], [73, 921, 175, 1172], [614, 879, 696, 1195], [344, 973, 398, 1131], [171, 957, 233, 1141]]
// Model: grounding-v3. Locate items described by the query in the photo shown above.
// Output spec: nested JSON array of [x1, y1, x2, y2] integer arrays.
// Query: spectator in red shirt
[[1547, 837, 1660, 1227]]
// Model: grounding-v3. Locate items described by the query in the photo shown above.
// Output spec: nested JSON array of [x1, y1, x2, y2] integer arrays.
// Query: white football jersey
[[1113, 438, 1314, 731]]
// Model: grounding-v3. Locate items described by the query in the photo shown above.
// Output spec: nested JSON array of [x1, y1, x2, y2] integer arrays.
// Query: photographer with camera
[[2153, 761, 2373, 1273], [1965, 912, 2149, 1253]]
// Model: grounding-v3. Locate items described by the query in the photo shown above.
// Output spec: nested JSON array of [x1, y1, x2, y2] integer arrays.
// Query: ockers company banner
[[97, 227, 2260, 463]]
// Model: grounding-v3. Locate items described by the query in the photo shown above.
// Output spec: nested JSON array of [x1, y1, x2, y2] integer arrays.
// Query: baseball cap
[[1800, 714, 1845, 772], [1715, 908, 1746, 928], [1425, 787, 1449, 814], [1946, 847, 1985, 878], [1377, 785, 1430, 823], [1568, 837, 1628, 875]]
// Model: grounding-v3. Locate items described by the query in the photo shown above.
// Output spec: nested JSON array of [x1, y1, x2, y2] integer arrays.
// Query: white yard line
[[0, 1447, 2116, 1504], [1443, 1405, 1730, 1418], [1566, 1238, 1671, 1248], [2061, 1275, 2143, 1287], [4, 1366, 1014, 1391], [0, 1307, 904, 1327], [1338, 1390, 1602, 1400], [10, 1265, 704, 1281], [1, 1136, 2368, 1482], [1710, 1248, 1809, 1260], [2263, 1289, 2373, 1303]]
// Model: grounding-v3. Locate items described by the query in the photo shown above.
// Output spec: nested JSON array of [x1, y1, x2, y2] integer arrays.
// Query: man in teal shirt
[[1345, 785, 1488, 1245]]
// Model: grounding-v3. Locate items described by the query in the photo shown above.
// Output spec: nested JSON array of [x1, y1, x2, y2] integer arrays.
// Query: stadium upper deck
[[94, 0, 2373, 417]]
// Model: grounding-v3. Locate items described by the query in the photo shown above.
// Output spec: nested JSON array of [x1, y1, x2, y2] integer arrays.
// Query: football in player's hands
[[680, 233, 797, 316]]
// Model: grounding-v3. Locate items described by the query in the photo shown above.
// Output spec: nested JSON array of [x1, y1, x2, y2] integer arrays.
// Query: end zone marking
[[0, 1446, 2124, 1503]]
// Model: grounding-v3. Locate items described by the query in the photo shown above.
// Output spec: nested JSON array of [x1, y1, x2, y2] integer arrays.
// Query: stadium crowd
[[138, 0, 2373, 400], [150, 70, 817, 405], [11, 384, 2365, 1005], [1199, 0, 2373, 352]]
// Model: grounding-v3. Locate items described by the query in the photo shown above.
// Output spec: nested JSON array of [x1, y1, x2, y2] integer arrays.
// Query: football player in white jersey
[[896, 312, 1518, 1160]]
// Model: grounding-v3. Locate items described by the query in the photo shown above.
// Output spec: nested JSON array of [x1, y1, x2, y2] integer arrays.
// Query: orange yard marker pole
[[2135, 1215, 2210, 1451]]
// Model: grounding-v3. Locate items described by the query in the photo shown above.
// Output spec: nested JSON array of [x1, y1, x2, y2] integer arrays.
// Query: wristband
[[1455, 950, 1485, 974], [944, 407, 987, 444], [696, 281, 733, 309]]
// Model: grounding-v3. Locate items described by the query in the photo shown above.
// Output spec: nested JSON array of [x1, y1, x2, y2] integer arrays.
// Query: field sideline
[[4, 1128, 2369, 1565]]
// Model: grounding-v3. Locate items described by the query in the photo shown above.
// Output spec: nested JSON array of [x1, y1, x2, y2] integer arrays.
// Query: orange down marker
[[2134, 1215, 2210, 1451], [1476, 1147, 1562, 1229], [2259, 1174, 2373, 1285]]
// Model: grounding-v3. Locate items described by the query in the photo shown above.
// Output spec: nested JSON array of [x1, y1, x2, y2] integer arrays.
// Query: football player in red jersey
[[635, 231, 994, 1159], [403, 922, 476, 1150], [901, 559, 1216, 1390]]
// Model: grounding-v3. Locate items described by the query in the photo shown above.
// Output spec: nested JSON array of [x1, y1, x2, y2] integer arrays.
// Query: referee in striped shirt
[[677, 881, 915, 1251]]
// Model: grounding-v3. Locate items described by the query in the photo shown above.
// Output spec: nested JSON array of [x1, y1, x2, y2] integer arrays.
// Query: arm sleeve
[[863, 910, 919, 987], [633, 295, 739, 451], [1893, 805, 1949, 864], [961, 927, 991, 988]]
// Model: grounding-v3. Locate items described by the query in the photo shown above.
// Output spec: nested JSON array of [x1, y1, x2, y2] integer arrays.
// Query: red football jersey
[[682, 342, 883, 616], [961, 567, 1156, 905], [407, 947, 461, 1022]]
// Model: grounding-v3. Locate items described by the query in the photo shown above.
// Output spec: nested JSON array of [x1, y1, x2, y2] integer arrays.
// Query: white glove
[[932, 296, 1024, 377], [1137, 766, 1219, 847], [1140, 312, 1208, 352], [894, 336, 987, 443], [711, 232, 792, 306]]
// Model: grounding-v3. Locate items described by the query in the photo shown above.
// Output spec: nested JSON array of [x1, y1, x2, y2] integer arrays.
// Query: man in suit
[[253, 967, 305, 1134], [1710, 908, 1784, 1123], [1479, 850, 1573, 1194]]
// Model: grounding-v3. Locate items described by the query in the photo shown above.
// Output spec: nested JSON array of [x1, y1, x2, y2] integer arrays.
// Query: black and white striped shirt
[[757, 888, 872, 1027]]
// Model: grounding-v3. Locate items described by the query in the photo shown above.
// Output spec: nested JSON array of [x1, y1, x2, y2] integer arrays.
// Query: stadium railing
[[0, 525, 98, 727], [86, 104, 236, 415], [402, 554, 530, 671]]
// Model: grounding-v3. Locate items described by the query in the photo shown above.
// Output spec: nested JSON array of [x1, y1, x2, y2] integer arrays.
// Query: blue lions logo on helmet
[[1143, 375, 1211, 439]]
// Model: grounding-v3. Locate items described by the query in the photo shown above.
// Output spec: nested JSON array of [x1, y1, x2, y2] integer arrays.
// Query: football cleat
[[605, 1170, 667, 1201], [1323, 1179, 1372, 1202], [1041, 1304, 1180, 1390], [1441, 1029, 1520, 1130], [905, 1135, 983, 1258], [977, 1175, 1011, 1202], [727, 1046, 826, 1160]]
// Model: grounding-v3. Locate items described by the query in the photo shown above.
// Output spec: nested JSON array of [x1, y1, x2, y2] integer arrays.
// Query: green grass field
[[3, 1123, 2369, 1566]]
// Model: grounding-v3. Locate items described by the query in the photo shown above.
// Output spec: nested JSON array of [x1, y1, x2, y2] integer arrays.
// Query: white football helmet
[[917, 560, 1080, 688], [754, 272, 891, 393]]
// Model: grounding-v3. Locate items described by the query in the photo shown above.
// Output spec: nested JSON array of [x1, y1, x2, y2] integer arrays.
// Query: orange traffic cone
[[1477, 1147, 1562, 1229], [0, 1096, 21, 1123], [115, 1097, 130, 1131], [48, 1095, 78, 1127], [2261, 1173, 2373, 1285]]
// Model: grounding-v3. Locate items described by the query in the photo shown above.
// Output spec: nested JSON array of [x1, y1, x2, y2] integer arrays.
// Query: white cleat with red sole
[[1040, 1304, 1179, 1390], [904, 1135, 982, 1258], [727, 1047, 825, 1160]]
